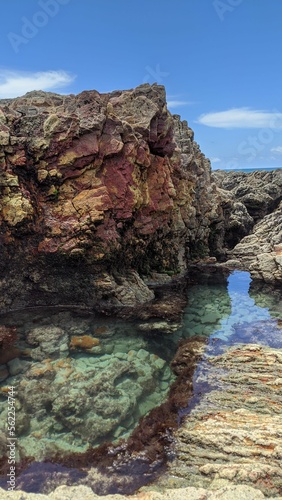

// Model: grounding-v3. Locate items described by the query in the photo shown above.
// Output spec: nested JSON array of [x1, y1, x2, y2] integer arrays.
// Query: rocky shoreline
[[1, 84, 280, 313], [212, 169, 282, 284], [0, 84, 281, 499], [1, 483, 281, 500]]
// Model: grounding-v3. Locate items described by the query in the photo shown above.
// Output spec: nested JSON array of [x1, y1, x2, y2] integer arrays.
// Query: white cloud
[[197, 108, 282, 129], [0, 70, 75, 98], [210, 157, 221, 163], [167, 100, 193, 108], [270, 146, 282, 154]]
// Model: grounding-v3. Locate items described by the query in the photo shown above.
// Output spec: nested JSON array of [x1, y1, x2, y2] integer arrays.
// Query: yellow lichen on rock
[[1, 192, 33, 225]]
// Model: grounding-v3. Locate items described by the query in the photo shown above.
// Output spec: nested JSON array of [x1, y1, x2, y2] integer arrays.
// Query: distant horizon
[[212, 165, 282, 171]]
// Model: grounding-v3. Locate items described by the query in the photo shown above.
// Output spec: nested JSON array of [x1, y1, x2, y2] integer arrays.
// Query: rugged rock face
[[230, 202, 282, 284], [211, 169, 282, 284], [212, 169, 282, 222], [0, 84, 215, 311], [1, 83, 281, 306], [211, 169, 282, 259]]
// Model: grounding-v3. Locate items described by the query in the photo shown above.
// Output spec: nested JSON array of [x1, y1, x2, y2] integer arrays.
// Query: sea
[[213, 166, 282, 173]]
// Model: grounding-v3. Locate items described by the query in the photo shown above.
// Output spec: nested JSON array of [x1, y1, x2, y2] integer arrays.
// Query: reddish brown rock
[[0, 84, 214, 311]]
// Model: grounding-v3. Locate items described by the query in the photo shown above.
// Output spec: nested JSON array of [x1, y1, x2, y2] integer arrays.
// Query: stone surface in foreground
[[0, 484, 281, 499], [158, 343, 282, 497]]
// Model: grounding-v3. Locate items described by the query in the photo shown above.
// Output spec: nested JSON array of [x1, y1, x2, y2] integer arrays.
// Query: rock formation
[[211, 169, 282, 284], [157, 342, 282, 497], [0, 84, 281, 500], [0, 483, 280, 499], [0, 84, 216, 312], [230, 202, 282, 284]]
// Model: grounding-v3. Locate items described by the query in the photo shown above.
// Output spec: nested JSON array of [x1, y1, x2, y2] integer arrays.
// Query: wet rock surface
[[0, 270, 281, 499], [0, 309, 180, 462], [0, 323, 207, 495]]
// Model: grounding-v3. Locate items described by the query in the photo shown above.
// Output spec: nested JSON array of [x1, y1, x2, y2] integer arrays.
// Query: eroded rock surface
[[156, 343, 282, 497], [230, 202, 282, 284], [0, 84, 214, 311], [0, 483, 281, 499], [212, 169, 282, 283]]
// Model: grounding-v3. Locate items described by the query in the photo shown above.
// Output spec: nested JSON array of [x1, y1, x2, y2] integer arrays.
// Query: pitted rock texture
[[0, 484, 281, 499], [212, 169, 282, 222], [211, 169, 282, 283], [229, 202, 282, 284], [158, 343, 282, 497], [0, 84, 214, 311]]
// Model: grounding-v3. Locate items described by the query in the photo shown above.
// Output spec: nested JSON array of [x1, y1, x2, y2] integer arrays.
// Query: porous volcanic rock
[[0, 84, 215, 312], [211, 169, 282, 259], [156, 343, 282, 497], [212, 169, 282, 221], [229, 201, 282, 284], [0, 483, 280, 499]]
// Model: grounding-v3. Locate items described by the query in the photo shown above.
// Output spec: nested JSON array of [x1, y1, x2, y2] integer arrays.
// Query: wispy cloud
[[210, 157, 221, 163], [197, 107, 282, 129], [167, 100, 193, 108], [0, 70, 75, 98], [270, 146, 282, 154]]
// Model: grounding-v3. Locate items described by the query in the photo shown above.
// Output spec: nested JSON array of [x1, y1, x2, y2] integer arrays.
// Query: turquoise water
[[0, 310, 177, 461], [0, 270, 281, 468]]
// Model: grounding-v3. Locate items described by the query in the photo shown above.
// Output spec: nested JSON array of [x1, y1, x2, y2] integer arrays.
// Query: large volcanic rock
[[230, 201, 282, 284], [0, 84, 215, 311], [211, 169, 282, 257], [211, 169, 282, 284]]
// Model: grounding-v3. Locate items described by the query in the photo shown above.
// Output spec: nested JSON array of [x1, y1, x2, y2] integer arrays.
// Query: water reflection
[[0, 270, 281, 477], [182, 270, 281, 349], [180, 270, 282, 419], [210, 271, 270, 344]]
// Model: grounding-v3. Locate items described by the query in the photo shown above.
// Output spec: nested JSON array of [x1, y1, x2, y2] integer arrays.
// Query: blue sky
[[1, 0, 282, 170]]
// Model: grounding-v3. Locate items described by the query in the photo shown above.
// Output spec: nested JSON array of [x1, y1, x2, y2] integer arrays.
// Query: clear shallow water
[[0, 311, 177, 461], [178, 271, 282, 420], [0, 270, 281, 467], [182, 271, 281, 349]]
